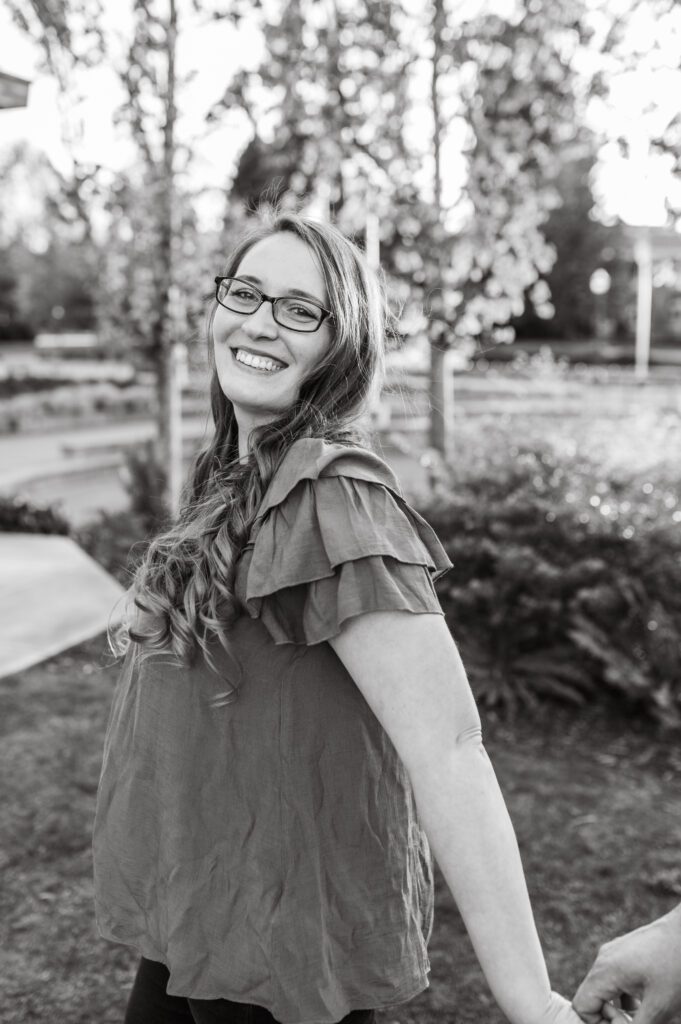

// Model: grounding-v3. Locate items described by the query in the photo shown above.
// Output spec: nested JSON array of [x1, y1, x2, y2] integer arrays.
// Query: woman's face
[[212, 232, 334, 434]]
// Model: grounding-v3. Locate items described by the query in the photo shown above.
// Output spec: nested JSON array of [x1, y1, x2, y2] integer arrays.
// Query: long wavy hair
[[120, 209, 396, 671]]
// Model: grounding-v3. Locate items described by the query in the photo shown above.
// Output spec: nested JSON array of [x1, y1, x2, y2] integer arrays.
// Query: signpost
[[0, 71, 30, 109]]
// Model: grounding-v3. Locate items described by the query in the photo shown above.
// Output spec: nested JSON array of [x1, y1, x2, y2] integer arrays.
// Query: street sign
[[0, 71, 30, 109]]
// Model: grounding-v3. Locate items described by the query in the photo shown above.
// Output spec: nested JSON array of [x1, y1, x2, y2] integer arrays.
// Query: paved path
[[0, 534, 126, 679], [0, 415, 210, 489]]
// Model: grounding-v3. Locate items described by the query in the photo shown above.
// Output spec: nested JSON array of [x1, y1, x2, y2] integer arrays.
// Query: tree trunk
[[426, 0, 452, 459], [154, 0, 181, 517], [430, 0, 444, 216], [428, 339, 449, 453]]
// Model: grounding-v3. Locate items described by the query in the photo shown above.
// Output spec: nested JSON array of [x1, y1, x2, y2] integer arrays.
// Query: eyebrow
[[236, 274, 326, 308]]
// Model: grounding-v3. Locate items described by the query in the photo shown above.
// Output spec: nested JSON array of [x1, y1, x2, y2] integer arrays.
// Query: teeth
[[235, 349, 285, 372]]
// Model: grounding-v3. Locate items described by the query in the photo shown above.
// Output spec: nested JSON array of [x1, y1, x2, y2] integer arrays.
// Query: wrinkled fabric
[[93, 438, 454, 1024]]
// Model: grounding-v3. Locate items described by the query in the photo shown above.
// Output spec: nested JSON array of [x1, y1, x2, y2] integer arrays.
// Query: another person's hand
[[572, 904, 681, 1024], [542, 991, 629, 1024]]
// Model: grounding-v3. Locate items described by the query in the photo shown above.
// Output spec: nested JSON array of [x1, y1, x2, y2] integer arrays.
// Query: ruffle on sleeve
[[244, 439, 453, 646]]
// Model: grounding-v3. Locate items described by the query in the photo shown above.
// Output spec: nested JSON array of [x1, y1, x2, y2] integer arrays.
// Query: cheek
[[296, 331, 332, 375], [212, 306, 239, 346]]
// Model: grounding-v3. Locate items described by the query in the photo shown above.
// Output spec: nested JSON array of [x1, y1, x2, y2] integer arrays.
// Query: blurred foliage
[[77, 445, 168, 587], [5, 0, 681, 471], [97, 171, 211, 360], [510, 144, 629, 341], [437, 0, 592, 346], [4, 0, 677, 355], [0, 496, 70, 535], [77, 510, 155, 587], [4, 1, 105, 241], [119, 442, 170, 533], [0, 144, 99, 338], [219, 0, 599, 351], [421, 422, 681, 730], [219, 0, 415, 207]]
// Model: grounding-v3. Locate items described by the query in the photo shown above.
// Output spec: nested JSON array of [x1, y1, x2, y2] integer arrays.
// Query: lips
[[230, 346, 289, 368]]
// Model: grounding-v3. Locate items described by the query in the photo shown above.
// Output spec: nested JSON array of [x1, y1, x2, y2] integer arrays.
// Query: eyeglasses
[[214, 276, 333, 333]]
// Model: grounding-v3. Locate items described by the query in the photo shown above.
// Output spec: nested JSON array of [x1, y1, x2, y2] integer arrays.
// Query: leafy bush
[[421, 424, 681, 730], [0, 495, 70, 535], [77, 510, 153, 588], [119, 442, 169, 533]]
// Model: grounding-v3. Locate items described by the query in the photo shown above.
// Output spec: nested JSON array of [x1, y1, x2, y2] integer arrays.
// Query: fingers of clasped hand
[[571, 908, 681, 1024], [544, 991, 631, 1024]]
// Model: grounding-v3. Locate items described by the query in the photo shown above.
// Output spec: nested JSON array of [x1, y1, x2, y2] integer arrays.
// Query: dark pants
[[124, 957, 377, 1024]]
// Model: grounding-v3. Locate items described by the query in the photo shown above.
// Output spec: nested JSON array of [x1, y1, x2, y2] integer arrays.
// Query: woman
[[94, 211, 609, 1024]]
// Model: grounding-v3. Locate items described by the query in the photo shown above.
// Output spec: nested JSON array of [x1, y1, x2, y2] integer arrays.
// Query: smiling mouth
[[231, 347, 288, 373]]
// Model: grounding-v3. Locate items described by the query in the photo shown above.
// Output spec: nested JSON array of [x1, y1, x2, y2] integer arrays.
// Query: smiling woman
[[92, 210, 616, 1024], [211, 233, 336, 441]]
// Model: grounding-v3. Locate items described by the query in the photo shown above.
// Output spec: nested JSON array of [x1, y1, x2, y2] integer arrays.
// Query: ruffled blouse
[[93, 437, 453, 1024]]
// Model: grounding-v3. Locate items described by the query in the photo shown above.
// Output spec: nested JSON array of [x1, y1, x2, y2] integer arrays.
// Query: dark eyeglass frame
[[214, 276, 334, 333]]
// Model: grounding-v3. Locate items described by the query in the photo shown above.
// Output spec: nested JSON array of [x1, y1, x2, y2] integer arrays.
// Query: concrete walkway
[[0, 415, 210, 490], [0, 534, 126, 680]]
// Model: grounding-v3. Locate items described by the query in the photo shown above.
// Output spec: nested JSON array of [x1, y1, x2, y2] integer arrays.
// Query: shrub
[[421, 425, 681, 730], [77, 510, 153, 588], [119, 442, 169, 533], [0, 495, 70, 535]]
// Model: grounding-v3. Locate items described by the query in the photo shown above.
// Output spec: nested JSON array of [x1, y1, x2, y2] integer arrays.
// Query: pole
[[364, 189, 389, 432], [427, 0, 452, 458], [167, 289, 184, 516], [634, 233, 652, 383]]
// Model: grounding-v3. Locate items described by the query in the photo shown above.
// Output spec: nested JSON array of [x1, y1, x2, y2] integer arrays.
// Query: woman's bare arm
[[328, 609, 582, 1024]]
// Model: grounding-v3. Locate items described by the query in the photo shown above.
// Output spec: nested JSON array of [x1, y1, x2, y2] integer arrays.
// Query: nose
[[241, 299, 278, 338]]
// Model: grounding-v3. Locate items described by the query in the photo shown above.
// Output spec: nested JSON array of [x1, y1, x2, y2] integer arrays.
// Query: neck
[[235, 409, 264, 463]]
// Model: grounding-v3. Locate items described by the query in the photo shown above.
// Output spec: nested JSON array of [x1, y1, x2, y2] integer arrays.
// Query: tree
[[7, 0, 251, 513], [212, 0, 418, 224], [422, 0, 596, 449], [217, 0, 603, 453], [110, 0, 183, 512], [510, 138, 628, 341], [0, 144, 99, 337], [4, 0, 105, 242]]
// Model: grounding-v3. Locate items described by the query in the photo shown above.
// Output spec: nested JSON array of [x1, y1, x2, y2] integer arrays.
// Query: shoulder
[[248, 435, 452, 586], [244, 438, 453, 645], [255, 436, 402, 522]]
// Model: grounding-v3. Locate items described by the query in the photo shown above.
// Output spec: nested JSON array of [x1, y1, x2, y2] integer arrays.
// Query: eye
[[280, 298, 320, 321], [290, 304, 316, 319]]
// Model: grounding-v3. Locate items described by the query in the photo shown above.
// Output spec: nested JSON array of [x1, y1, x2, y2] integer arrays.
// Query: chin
[[218, 387, 293, 422]]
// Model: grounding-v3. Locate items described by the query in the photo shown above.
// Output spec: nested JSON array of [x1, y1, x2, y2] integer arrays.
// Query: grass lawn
[[2, 635, 681, 1024]]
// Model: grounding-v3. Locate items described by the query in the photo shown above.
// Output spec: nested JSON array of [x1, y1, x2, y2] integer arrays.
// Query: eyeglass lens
[[218, 278, 324, 331]]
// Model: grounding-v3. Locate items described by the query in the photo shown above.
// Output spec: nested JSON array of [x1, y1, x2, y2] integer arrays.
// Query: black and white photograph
[[1, 1, 680, 1022]]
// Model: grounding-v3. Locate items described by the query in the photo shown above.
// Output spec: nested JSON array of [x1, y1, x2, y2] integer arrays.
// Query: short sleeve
[[243, 439, 453, 646]]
